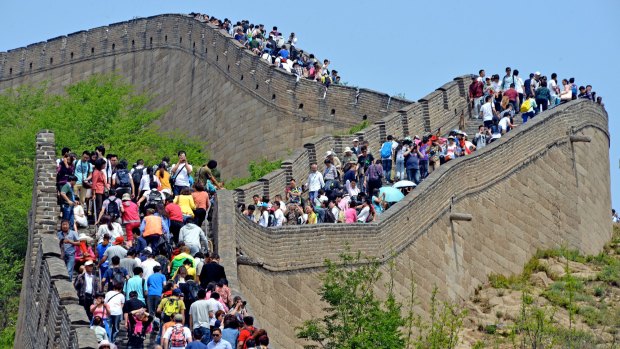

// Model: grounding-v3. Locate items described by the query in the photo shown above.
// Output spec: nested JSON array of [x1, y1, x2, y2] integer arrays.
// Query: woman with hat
[[75, 233, 96, 270], [121, 193, 140, 248]]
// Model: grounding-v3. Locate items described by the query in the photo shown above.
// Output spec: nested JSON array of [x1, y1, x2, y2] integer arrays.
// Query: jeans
[[381, 159, 392, 182], [173, 185, 188, 196], [198, 326, 211, 344], [309, 191, 318, 204], [147, 295, 161, 316], [536, 98, 548, 112], [61, 204, 75, 229], [64, 253, 75, 281], [522, 111, 535, 123], [406, 168, 421, 184], [108, 314, 122, 343], [367, 179, 382, 197], [187, 243, 201, 256], [419, 160, 429, 180], [395, 159, 405, 181]]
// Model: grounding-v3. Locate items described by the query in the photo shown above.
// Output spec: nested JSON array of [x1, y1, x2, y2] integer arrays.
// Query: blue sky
[[1, 0, 618, 208]]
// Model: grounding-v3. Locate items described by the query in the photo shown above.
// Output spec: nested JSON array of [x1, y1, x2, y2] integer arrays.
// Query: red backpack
[[168, 324, 186, 347]]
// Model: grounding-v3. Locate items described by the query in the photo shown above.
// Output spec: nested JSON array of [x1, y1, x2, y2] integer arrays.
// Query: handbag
[[79, 161, 92, 189], [170, 163, 186, 188]]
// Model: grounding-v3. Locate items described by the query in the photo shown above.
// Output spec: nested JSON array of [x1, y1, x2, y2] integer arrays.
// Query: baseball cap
[[535, 71, 541, 76], [352, 138, 359, 142], [173, 288, 183, 296], [174, 313, 184, 321], [114, 236, 124, 245], [84, 260, 94, 266], [122, 193, 131, 201], [344, 147, 352, 153]]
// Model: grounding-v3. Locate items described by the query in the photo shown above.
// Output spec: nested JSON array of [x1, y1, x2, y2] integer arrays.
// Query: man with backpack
[[96, 189, 123, 224], [380, 135, 396, 183], [157, 288, 186, 324], [112, 160, 136, 200], [102, 256, 129, 292], [124, 266, 148, 303], [163, 313, 193, 349]]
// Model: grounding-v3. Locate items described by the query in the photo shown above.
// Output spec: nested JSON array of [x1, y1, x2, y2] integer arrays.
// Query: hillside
[[459, 225, 620, 348]]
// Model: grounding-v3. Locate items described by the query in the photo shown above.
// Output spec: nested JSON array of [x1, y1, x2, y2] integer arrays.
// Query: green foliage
[[296, 251, 405, 349], [347, 120, 369, 135], [296, 252, 467, 349], [0, 74, 207, 345], [410, 287, 467, 349], [224, 158, 282, 189], [542, 279, 590, 309]]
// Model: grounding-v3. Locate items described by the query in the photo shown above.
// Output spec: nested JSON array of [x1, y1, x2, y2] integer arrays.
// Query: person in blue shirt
[[96, 234, 111, 276], [57, 219, 80, 280], [123, 266, 147, 302], [187, 328, 209, 349], [146, 265, 166, 321]]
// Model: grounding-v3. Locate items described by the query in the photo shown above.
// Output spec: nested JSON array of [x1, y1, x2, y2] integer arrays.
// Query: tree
[[296, 251, 405, 349]]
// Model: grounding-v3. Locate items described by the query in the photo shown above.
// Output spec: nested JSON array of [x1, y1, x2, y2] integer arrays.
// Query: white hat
[[535, 71, 541, 76], [325, 150, 334, 157], [344, 147, 352, 153], [352, 138, 359, 142], [78, 233, 93, 242], [84, 260, 94, 266]]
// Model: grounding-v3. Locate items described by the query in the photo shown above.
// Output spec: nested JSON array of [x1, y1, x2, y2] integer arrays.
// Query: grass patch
[[224, 158, 283, 189], [347, 120, 369, 134]]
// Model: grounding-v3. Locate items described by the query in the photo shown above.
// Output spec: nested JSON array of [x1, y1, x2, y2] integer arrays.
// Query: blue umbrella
[[379, 186, 405, 203]]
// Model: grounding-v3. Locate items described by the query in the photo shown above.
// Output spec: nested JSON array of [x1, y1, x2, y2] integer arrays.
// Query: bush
[[224, 158, 282, 189]]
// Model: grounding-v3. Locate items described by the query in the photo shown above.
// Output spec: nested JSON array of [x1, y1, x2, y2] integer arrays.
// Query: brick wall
[[215, 100, 611, 348], [15, 131, 98, 349], [0, 14, 413, 178]]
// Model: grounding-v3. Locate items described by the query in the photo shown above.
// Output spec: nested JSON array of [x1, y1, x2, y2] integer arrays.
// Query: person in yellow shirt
[[156, 163, 172, 195], [169, 245, 195, 276], [173, 188, 196, 221], [306, 205, 317, 224]]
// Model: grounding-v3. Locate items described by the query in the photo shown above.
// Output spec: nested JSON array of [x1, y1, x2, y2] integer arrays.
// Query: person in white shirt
[[513, 69, 525, 106], [357, 200, 371, 223], [549, 73, 560, 106], [104, 283, 125, 343], [479, 95, 496, 129], [329, 200, 340, 223], [162, 313, 193, 349], [140, 250, 160, 281], [273, 201, 286, 227], [206, 293, 225, 323], [257, 203, 269, 227], [498, 109, 514, 134], [305, 163, 324, 204], [170, 151, 193, 196], [179, 218, 209, 255]]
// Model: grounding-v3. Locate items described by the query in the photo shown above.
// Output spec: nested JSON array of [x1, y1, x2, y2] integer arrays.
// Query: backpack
[[116, 169, 132, 188], [520, 98, 531, 113], [111, 267, 125, 288], [132, 170, 143, 192], [380, 141, 392, 159], [147, 191, 163, 206], [268, 213, 277, 227], [324, 209, 336, 223], [162, 297, 180, 316], [185, 280, 201, 302], [106, 200, 120, 219], [168, 324, 186, 347]]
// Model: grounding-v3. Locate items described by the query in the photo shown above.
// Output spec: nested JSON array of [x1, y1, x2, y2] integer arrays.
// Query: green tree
[[296, 252, 405, 349]]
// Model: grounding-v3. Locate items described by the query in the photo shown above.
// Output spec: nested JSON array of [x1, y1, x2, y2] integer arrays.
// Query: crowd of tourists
[[189, 12, 340, 88], [56, 147, 270, 348], [238, 67, 603, 227]]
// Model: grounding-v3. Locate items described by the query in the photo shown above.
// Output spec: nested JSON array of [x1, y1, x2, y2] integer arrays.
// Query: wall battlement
[[15, 131, 98, 349]]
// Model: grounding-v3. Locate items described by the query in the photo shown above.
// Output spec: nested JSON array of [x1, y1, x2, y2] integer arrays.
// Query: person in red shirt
[[503, 83, 520, 113], [121, 193, 140, 247], [468, 75, 485, 117], [237, 316, 256, 349], [165, 195, 184, 244], [92, 158, 108, 223]]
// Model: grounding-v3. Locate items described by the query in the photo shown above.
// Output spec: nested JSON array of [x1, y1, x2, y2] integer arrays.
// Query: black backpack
[[106, 199, 120, 218], [185, 280, 201, 302], [116, 169, 132, 188], [268, 213, 277, 227], [324, 209, 336, 223], [147, 191, 163, 206], [132, 170, 143, 192], [111, 267, 125, 288]]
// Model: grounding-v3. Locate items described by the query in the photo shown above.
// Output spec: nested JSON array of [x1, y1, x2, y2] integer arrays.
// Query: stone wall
[[15, 131, 98, 349], [217, 100, 611, 348], [0, 14, 412, 177]]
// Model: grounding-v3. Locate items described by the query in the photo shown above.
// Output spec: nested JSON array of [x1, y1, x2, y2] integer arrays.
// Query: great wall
[[2, 14, 611, 349]]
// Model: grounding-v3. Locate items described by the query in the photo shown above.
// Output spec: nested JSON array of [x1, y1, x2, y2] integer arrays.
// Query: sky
[[1, 0, 618, 207]]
